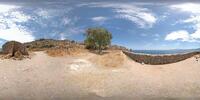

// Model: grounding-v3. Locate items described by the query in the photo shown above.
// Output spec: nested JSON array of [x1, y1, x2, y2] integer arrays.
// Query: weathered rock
[[2, 41, 29, 58], [14, 51, 24, 60]]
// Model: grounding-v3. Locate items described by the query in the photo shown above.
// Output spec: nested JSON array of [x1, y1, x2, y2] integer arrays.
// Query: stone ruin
[[1, 41, 29, 60]]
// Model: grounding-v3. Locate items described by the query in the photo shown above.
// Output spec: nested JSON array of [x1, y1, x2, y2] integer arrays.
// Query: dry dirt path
[[0, 51, 200, 100]]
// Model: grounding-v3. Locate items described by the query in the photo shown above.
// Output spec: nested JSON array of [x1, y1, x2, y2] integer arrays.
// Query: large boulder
[[2, 41, 28, 58]]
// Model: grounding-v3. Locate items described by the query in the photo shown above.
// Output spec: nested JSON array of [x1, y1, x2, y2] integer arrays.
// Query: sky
[[0, 0, 200, 50]]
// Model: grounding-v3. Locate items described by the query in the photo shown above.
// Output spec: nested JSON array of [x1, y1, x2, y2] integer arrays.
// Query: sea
[[133, 49, 200, 55]]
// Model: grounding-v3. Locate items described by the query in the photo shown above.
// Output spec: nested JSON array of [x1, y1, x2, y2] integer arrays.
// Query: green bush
[[84, 27, 112, 54]]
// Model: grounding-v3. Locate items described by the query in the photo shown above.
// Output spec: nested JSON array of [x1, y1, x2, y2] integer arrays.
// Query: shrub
[[84, 27, 112, 54]]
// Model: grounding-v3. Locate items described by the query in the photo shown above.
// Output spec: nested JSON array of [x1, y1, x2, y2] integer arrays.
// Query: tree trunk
[[98, 45, 102, 54]]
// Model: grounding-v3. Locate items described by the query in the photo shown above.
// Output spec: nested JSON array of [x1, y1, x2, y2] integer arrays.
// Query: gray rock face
[[2, 41, 29, 58]]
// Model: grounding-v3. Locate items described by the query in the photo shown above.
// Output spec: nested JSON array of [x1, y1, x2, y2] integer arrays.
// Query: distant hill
[[196, 48, 200, 51], [24, 39, 84, 51], [24, 39, 130, 51]]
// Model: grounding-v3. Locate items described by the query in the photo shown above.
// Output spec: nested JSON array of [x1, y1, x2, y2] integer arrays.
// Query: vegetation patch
[[84, 27, 112, 54]]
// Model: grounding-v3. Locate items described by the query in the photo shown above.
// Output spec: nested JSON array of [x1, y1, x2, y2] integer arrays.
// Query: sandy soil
[[0, 51, 200, 100]]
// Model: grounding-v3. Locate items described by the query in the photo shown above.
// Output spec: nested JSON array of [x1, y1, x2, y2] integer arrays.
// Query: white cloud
[[183, 16, 200, 23], [182, 15, 200, 30], [167, 3, 200, 42], [92, 16, 107, 22], [83, 2, 157, 28], [91, 16, 108, 25], [59, 33, 67, 40], [191, 29, 200, 39], [67, 27, 84, 35], [0, 4, 34, 43], [0, 4, 19, 13], [115, 8, 156, 28], [165, 30, 200, 42], [165, 30, 190, 41], [0, 27, 34, 43], [170, 3, 200, 14], [170, 3, 200, 28], [34, 7, 72, 19], [35, 9, 50, 19], [10, 11, 31, 22], [63, 17, 71, 25], [57, 27, 84, 41]]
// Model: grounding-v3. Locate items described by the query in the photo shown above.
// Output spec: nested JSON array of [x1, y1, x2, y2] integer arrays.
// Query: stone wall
[[123, 51, 200, 65]]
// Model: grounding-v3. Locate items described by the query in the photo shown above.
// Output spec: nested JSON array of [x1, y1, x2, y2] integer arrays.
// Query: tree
[[84, 27, 112, 54]]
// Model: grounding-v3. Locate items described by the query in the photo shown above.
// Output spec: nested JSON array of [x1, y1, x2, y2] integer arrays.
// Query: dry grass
[[46, 48, 86, 57], [91, 50, 126, 67], [0, 53, 4, 59]]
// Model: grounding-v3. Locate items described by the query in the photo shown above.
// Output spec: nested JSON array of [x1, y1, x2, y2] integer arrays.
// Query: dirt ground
[[0, 51, 200, 100]]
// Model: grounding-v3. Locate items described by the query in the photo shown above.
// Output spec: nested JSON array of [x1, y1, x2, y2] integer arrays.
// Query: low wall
[[123, 51, 200, 65]]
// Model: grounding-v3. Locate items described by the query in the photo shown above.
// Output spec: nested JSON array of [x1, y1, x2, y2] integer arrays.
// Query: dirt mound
[[2, 41, 29, 59], [91, 50, 126, 67], [46, 47, 87, 57]]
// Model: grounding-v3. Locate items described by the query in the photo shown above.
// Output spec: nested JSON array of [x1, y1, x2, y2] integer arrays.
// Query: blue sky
[[0, 0, 200, 50]]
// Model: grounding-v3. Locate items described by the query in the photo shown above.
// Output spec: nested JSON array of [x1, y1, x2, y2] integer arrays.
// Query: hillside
[[24, 39, 129, 51], [24, 39, 85, 51]]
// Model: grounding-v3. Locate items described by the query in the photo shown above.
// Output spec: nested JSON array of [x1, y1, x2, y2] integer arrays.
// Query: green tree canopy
[[84, 27, 112, 54]]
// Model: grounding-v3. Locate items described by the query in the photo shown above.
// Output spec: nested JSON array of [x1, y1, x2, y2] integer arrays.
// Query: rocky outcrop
[[25, 39, 84, 51], [25, 39, 86, 57], [123, 51, 200, 65], [2, 41, 29, 59], [25, 39, 131, 53], [109, 45, 130, 51]]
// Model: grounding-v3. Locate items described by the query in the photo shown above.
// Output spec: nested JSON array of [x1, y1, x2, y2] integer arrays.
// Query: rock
[[14, 51, 24, 60], [141, 62, 145, 65], [2, 41, 29, 59]]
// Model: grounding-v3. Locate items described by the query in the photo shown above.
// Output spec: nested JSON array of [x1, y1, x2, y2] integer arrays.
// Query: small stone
[[141, 62, 145, 65]]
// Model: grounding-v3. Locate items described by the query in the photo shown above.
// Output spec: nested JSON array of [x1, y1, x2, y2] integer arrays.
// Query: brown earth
[[0, 50, 200, 100]]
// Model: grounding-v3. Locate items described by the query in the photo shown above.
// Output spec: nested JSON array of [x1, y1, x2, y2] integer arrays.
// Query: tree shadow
[[89, 50, 110, 55]]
